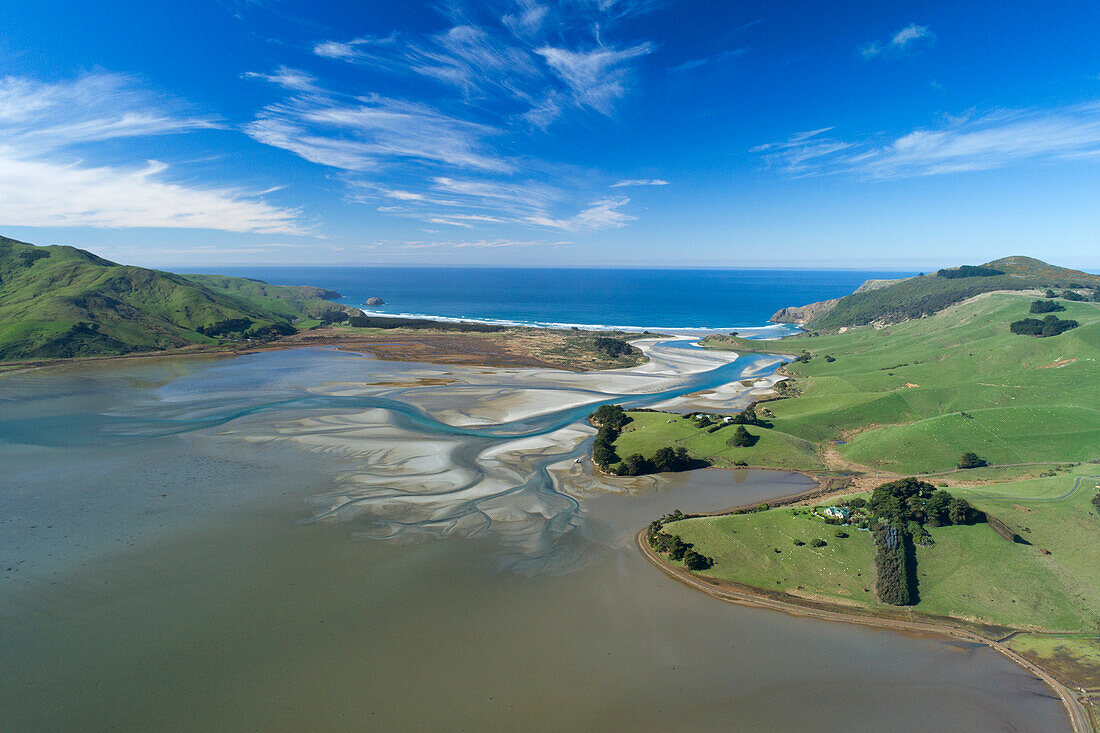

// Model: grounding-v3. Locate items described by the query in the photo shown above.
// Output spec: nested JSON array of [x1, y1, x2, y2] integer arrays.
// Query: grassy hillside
[[770, 292, 1100, 473], [0, 236, 352, 362], [623, 294, 1100, 476], [612, 411, 824, 472], [804, 256, 1099, 330], [664, 465, 1100, 635], [638, 292, 1100, 475]]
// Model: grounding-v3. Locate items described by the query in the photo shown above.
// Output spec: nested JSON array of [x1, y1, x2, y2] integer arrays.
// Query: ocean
[[187, 267, 916, 331]]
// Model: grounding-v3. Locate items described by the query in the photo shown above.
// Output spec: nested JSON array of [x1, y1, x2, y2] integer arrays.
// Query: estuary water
[[0, 344, 1067, 731]]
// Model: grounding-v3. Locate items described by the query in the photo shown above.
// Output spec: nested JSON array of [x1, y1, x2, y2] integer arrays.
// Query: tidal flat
[[0, 343, 1068, 731]]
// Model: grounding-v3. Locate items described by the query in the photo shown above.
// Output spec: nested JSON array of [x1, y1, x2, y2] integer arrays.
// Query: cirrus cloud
[[754, 102, 1100, 179], [0, 74, 305, 234]]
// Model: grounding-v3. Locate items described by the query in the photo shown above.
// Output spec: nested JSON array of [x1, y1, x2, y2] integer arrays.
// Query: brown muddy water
[[0, 349, 1067, 731]]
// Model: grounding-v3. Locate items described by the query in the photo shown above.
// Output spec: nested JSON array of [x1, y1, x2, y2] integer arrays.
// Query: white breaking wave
[[355, 307, 801, 337]]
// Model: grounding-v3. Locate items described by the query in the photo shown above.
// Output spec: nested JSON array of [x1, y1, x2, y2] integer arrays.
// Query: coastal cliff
[[770, 278, 905, 324], [770, 297, 840, 325]]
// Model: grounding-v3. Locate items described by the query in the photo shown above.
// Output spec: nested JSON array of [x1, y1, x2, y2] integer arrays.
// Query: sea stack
[[365, 297, 385, 306]]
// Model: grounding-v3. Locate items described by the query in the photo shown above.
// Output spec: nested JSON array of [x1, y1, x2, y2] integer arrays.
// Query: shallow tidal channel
[[0, 346, 1068, 731]]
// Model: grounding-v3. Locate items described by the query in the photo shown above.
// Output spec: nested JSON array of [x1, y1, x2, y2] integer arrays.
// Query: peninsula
[[612, 260, 1100, 728]]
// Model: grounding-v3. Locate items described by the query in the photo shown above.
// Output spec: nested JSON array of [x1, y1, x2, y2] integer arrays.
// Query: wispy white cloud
[[861, 24, 933, 58], [536, 43, 654, 114], [0, 73, 217, 152], [0, 74, 304, 233], [312, 6, 654, 127], [313, 25, 538, 104], [242, 66, 319, 92], [502, 0, 549, 36], [670, 47, 749, 73], [610, 178, 668, 187], [0, 156, 304, 233], [245, 86, 510, 172], [264, 2, 657, 233], [754, 103, 1100, 179], [526, 196, 635, 231]]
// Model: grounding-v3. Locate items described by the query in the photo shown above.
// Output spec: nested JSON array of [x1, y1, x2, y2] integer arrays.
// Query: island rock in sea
[[365, 297, 385, 306]]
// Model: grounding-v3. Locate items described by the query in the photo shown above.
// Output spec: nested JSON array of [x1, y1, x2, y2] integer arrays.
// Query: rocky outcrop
[[770, 298, 840, 324], [365, 297, 385, 306]]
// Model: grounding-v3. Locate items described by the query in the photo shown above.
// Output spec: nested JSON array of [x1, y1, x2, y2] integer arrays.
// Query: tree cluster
[[868, 477, 978, 527], [589, 404, 631, 430], [935, 265, 1005, 279], [592, 337, 635, 358], [1010, 315, 1079, 337], [196, 318, 254, 337], [589, 405, 631, 469], [646, 525, 714, 571], [1029, 299, 1065, 314], [872, 523, 916, 605], [618, 446, 701, 476]]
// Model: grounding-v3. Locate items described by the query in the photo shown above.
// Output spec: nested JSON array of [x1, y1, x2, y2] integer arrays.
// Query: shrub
[[957, 452, 989, 469], [947, 497, 977, 525], [1029, 299, 1065, 314], [793, 539, 806, 546], [1060, 290, 1086, 301], [1010, 315, 1079, 337], [810, 538, 826, 547], [618, 453, 655, 476], [834, 530, 848, 539], [593, 336, 635, 357]]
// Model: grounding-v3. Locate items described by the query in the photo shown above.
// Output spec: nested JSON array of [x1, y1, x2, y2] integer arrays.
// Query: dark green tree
[[957, 452, 989, 469], [729, 425, 755, 447], [682, 549, 713, 571]]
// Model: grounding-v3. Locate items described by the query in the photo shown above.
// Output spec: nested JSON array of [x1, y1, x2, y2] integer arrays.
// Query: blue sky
[[1, 0, 1099, 269]]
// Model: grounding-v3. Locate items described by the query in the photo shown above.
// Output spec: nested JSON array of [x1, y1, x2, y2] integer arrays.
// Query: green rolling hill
[[694, 290, 1100, 474], [0, 235, 356, 362], [775, 256, 1099, 331]]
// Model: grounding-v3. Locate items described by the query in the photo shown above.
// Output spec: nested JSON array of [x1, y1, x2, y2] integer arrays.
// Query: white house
[[823, 506, 851, 521]]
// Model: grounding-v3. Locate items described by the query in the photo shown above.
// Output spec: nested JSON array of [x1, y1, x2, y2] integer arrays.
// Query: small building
[[823, 506, 851, 521]]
